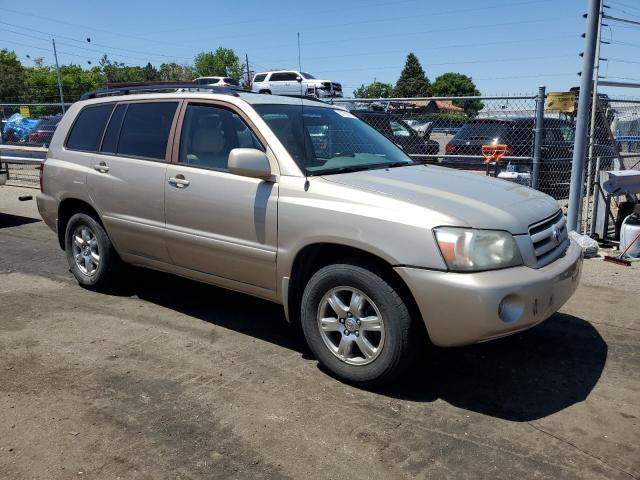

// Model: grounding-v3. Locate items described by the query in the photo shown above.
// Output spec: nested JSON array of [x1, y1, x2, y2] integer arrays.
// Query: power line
[[0, 27, 182, 64], [1, 7, 198, 50], [0, 21, 193, 61], [250, 15, 576, 53], [269, 33, 577, 65], [608, 57, 640, 65], [608, 0, 640, 12], [139, 0, 554, 37], [311, 54, 577, 74], [0, 38, 138, 66]]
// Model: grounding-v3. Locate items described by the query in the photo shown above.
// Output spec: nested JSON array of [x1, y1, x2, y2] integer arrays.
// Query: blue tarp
[[2, 113, 40, 142]]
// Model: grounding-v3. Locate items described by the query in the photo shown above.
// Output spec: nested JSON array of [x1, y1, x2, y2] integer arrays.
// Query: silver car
[[37, 89, 582, 385]]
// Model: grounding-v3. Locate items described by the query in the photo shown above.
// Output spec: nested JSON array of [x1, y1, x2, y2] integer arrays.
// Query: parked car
[[194, 76, 240, 87], [442, 117, 616, 197], [38, 88, 582, 386], [27, 115, 63, 146], [405, 119, 433, 137], [252, 70, 342, 98], [353, 111, 439, 160]]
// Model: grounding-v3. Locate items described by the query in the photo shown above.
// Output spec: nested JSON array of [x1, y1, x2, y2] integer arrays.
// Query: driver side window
[[178, 104, 263, 171]]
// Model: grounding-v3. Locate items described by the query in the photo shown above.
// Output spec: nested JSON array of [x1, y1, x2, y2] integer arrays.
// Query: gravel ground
[[0, 185, 638, 479]]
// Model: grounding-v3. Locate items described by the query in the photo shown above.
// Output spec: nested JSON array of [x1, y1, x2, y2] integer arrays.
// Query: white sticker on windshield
[[334, 110, 357, 119]]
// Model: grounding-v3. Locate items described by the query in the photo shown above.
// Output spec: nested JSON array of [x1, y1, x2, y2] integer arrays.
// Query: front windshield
[[300, 72, 316, 80], [254, 104, 414, 175]]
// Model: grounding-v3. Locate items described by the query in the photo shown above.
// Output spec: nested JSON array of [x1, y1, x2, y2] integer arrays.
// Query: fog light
[[498, 295, 524, 323]]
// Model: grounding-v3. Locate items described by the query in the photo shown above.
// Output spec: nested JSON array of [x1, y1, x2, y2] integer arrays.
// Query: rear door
[[86, 100, 180, 263], [269, 72, 298, 94], [164, 101, 278, 291]]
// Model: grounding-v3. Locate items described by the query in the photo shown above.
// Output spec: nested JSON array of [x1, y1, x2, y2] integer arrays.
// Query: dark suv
[[352, 111, 440, 160], [442, 117, 615, 197]]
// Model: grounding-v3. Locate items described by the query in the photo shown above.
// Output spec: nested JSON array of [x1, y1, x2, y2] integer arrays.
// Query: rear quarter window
[[66, 104, 114, 152], [253, 74, 267, 82]]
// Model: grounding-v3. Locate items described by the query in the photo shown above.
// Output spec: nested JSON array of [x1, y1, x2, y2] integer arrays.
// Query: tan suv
[[37, 86, 582, 385]]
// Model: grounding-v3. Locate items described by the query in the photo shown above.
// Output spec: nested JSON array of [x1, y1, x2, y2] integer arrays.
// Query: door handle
[[168, 174, 190, 188], [93, 162, 109, 173]]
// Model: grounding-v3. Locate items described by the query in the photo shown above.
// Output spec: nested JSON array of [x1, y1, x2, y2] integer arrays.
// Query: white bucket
[[620, 214, 640, 259]]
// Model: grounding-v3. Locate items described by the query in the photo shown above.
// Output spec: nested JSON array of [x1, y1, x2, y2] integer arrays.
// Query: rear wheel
[[300, 263, 417, 386], [65, 213, 120, 291], [259, 89, 271, 94]]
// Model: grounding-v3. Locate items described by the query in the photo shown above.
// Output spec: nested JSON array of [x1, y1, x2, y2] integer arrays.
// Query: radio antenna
[[297, 32, 302, 73], [297, 31, 310, 191]]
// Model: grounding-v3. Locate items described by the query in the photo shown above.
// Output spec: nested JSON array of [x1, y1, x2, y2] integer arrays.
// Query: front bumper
[[395, 240, 582, 347]]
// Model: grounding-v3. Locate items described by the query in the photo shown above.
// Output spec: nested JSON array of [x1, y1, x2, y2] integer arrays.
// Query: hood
[[322, 165, 559, 234], [309, 79, 336, 85]]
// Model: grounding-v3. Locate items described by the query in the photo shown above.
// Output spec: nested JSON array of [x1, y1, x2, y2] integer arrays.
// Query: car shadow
[[376, 313, 607, 421], [115, 267, 607, 422], [0, 213, 41, 228]]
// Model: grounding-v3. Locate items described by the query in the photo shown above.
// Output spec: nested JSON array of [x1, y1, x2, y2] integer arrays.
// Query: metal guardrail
[[0, 145, 46, 187]]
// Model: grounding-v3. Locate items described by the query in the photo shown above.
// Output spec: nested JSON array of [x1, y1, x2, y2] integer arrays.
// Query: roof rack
[[80, 84, 241, 100], [279, 94, 327, 103]]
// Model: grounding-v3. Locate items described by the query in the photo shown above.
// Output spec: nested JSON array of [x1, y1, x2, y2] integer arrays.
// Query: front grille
[[529, 210, 569, 267]]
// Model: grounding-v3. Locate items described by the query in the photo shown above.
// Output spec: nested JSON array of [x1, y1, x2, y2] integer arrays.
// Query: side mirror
[[228, 148, 272, 179], [296, 76, 302, 83]]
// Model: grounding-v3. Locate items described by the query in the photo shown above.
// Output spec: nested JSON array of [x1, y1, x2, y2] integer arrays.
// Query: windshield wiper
[[378, 161, 414, 169], [307, 165, 376, 176]]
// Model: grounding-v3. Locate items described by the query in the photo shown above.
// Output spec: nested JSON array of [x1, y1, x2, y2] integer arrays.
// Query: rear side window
[[66, 104, 114, 152], [253, 74, 267, 82], [223, 77, 239, 86], [270, 72, 298, 82], [455, 122, 510, 141], [117, 102, 178, 160]]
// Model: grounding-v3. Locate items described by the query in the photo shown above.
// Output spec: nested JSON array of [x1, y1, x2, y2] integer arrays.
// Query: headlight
[[434, 227, 523, 272]]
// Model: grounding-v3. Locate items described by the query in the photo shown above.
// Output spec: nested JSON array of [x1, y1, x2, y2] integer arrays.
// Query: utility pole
[[582, 0, 604, 233], [52, 38, 65, 114], [245, 53, 251, 89], [567, 0, 601, 232]]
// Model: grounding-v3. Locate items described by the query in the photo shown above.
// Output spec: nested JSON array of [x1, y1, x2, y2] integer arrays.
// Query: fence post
[[567, 0, 601, 231], [532, 85, 546, 190]]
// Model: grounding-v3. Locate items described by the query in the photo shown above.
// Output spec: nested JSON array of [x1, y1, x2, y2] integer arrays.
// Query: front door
[[164, 102, 278, 291]]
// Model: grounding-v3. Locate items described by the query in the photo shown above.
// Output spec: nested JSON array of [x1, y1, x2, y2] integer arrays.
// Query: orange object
[[481, 144, 509, 164]]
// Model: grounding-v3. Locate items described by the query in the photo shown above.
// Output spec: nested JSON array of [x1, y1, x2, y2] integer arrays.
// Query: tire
[[259, 89, 271, 94], [300, 263, 417, 386], [64, 212, 120, 291]]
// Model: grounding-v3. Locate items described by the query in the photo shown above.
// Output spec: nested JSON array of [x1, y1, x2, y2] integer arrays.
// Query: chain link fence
[[328, 94, 627, 203], [1, 103, 65, 187]]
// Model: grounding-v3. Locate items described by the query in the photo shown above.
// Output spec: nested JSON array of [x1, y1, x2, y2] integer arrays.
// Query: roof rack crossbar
[[80, 84, 241, 100]]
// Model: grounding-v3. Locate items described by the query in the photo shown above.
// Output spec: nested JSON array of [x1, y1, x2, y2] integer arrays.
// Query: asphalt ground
[[1, 185, 638, 479]]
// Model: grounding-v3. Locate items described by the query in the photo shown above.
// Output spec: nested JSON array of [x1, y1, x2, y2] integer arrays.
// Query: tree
[[0, 49, 26, 102], [142, 62, 160, 81], [432, 72, 483, 116], [194, 48, 243, 79], [353, 81, 394, 99], [159, 62, 194, 82], [394, 53, 432, 98]]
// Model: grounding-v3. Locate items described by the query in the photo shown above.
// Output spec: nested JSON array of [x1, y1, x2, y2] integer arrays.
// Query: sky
[[1, 0, 639, 97]]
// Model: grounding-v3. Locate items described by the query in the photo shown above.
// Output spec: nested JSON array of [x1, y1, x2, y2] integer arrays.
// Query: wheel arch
[[57, 198, 104, 250], [286, 242, 426, 339]]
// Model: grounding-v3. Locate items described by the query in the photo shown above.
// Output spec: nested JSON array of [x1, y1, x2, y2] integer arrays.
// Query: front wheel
[[300, 263, 418, 386]]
